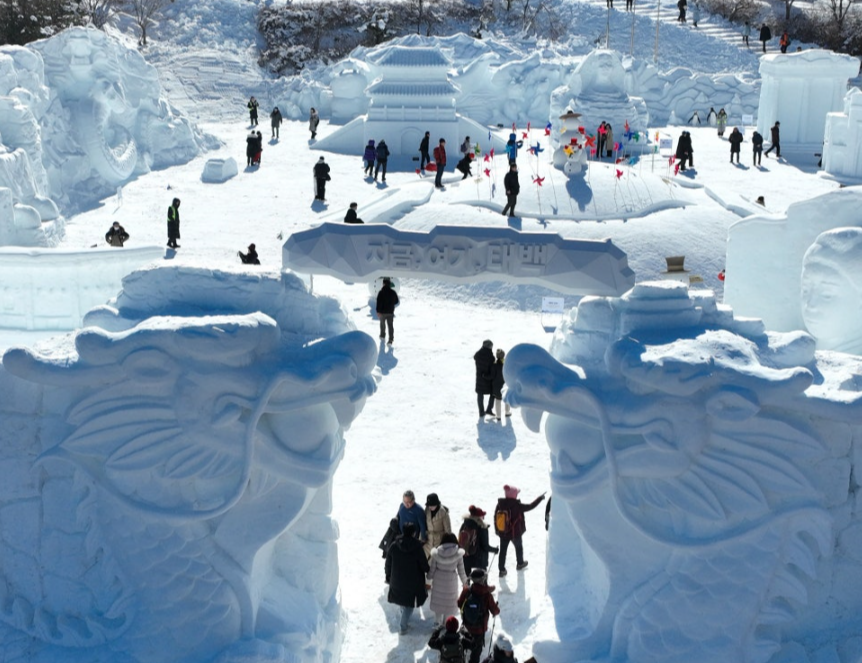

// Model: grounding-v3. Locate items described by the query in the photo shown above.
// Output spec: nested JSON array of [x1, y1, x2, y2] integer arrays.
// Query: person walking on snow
[[764, 121, 781, 158], [677, 0, 687, 22], [504, 133, 522, 163], [488, 349, 513, 420], [375, 139, 390, 182], [480, 634, 518, 663], [716, 108, 728, 137], [425, 493, 453, 558], [459, 506, 498, 577], [729, 127, 743, 163], [386, 522, 430, 635], [419, 131, 431, 174], [752, 129, 764, 165], [456, 153, 474, 180], [779, 30, 790, 53], [363, 139, 376, 178], [759, 23, 772, 53], [247, 96, 259, 126], [434, 138, 447, 189], [313, 156, 330, 201], [376, 277, 399, 345], [308, 107, 320, 139], [252, 131, 262, 166], [474, 340, 495, 417], [458, 569, 500, 663], [246, 131, 256, 167], [105, 221, 129, 247], [270, 106, 282, 139], [493, 485, 545, 577], [691, 1, 700, 27], [166, 197, 180, 249], [626, 0, 633, 10], [501, 163, 520, 217], [428, 616, 473, 663], [398, 490, 427, 541], [742, 21, 751, 47], [675, 131, 693, 171], [427, 532, 468, 625], [460, 136, 472, 157]]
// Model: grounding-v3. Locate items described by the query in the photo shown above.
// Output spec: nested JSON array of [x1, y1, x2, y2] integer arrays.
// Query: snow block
[[201, 156, 238, 183]]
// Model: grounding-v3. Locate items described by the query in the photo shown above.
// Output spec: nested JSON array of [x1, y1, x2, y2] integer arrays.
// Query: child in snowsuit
[[458, 569, 500, 663]]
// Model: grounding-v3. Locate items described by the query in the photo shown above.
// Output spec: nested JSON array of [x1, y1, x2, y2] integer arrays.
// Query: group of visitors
[[743, 22, 792, 53], [676, 114, 779, 168], [474, 340, 513, 421], [246, 130, 263, 167], [362, 139, 391, 182]]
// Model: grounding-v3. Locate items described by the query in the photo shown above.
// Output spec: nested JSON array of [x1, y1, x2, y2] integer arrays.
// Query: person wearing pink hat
[[493, 485, 545, 577]]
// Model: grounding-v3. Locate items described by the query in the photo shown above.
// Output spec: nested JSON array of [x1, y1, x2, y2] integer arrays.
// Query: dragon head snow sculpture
[[0, 266, 377, 663], [504, 281, 862, 663]]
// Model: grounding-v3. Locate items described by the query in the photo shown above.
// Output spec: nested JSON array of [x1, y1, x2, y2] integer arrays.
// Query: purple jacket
[[363, 142, 376, 162]]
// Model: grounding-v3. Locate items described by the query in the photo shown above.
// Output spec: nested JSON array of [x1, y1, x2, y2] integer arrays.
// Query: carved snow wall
[[822, 87, 862, 180]]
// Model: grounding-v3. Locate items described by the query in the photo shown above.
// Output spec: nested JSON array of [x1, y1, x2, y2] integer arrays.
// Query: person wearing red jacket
[[433, 138, 447, 189], [494, 485, 545, 577], [458, 568, 500, 663]]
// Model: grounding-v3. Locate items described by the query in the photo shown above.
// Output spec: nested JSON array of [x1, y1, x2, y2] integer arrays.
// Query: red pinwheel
[[484, 153, 490, 162], [615, 169, 624, 179], [624, 120, 630, 133], [522, 132, 529, 140], [668, 155, 676, 165], [532, 176, 545, 186], [489, 148, 495, 158], [674, 163, 680, 175], [616, 157, 625, 164], [484, 168, 491, 177], [585, 135, 596, 148], [544, 122, 552, 136]]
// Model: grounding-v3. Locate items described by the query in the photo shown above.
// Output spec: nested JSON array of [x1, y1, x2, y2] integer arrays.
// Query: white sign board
[[542, 296, 566, 314], [741, 113, 754, 126], [659, 138, 673, 151]]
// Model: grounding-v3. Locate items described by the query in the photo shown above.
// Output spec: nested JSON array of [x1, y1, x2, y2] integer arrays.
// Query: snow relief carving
[[505, 281, 862, 663], [0, 266, 378, 663]]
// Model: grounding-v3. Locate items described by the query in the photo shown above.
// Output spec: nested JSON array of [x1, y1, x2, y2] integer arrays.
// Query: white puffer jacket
[[427, 542, 467, 617]]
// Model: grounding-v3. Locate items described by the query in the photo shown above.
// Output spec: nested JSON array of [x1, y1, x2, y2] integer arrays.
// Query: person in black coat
[[105, 221, 129, 247], [675, 131, 693, 171], [386, 522, 430, 635], [376, 277, 399, 344], [759, 23, 772, 52], [166, 197, 180, 249], [246, 132, 256, 167], [459, 506, 498, 576], [313, 157, 331, 201], [764, 121, 781, 158], [474, 340, 495, 417], [751, 130, 764, 165], [487, 349, 512, 420], [456, 153, 473, 180], [238, 243, 260, 264], [344, 202, 364, 224], [419, 131, 431, 173], [501, 164, 520, 216], [375, 140, 390, 182], [728, 127, 743, 163]]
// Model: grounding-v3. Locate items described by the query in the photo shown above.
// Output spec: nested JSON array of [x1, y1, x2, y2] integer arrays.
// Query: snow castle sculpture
[[757, 50, 861, 148], [822, 87, 862, 180], [505, 281, 862, 663], [0, 266, 378, 663]]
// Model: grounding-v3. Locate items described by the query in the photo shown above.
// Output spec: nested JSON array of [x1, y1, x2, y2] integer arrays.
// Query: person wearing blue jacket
[[504, 133, 522, 163], [398, 490, 428, 541]]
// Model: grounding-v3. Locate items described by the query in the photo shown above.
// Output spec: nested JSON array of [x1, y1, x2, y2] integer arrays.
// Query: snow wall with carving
[[0, 265, 378, 663], [0, 26, 216, 219], [503, 280, 862, 663]]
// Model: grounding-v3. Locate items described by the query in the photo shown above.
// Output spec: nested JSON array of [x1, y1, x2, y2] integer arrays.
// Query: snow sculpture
[[725, 187, 862, 334], [505, 281, 862, 663], [0, 266, 378, 663], [202, 156, 239, 183], [822, 87, 862, 180], [328, 62, 371, 125], [757, 50, 861, 147], [284, 222, 636, 296], [801, 227, 862, 354], [549, 50, 648, 161]]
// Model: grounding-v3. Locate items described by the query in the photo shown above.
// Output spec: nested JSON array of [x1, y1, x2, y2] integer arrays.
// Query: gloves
[[489, 546, 499, 554]]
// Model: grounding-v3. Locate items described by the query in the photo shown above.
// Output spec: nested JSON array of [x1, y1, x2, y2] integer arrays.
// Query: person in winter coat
[[474, 339, 495, 417], [420, 131, 431, 174], [375, 139, 390, 182], [597, 121, 607, 157], [728, 127, 743, 163], [344, 202, 364, 224], [675, 131, 693, 171], [458, 568, 500, 663], [386, 522, 430, 635], [105, 221, 129, 247], [500, 163, 520, 217], [425, 493, 453, 558], [494, 485, 545, 577], [751, 130, 764, 165], [742, 21, 751, 47], [691, 1, 700, 27], [716, 108, 728, 137], [707, 107, 717, 126], [480, 633, 518, 663], [779, 30, 790, 53], [677, 0, 687, 22], [238, 243, 260, 264], [313, 156, 330, 201], [376, 277, 399, 344], [253, 131, 263, 165], [459, 506, 498, 576], [428, 532, 468, 624], [764, 121, 781, 158], [429, 616, 473, 663], [379, 517, 400, 559], [247, 96, 259, 126], [398, 490, 427, 541], [487, 349, 512, 420], [309, 107, 320, 139], [246, 131, 257, 167], [363, 140, 376, 178], [504, 133, 522, 163], [456, 153, 474, 179], [270, 106, 282, 139], [434, 138, 447, 188], [460, 136, 472, 157], [605, 123, 615, 157], [166, 197, 180, 249], [759, 23, 772, 53]]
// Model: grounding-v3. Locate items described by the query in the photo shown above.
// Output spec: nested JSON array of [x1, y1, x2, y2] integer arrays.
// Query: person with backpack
[[363, 139, 376, 178], [428, 533, 468, 625], [759, 23, 772, 53], [459, 506, 498, 576], [494, 485, 546, 577], [488, 349, 512, 421], [474, 340, 495, 417], [397, 489, 427, 541], [270, 106, 282, 139], [480, 633, 518, 662], [375, 139, 390, 182], [429, 616, 474, 663], [313, 156, 331, 201], [779, 30, 790, 53], [752, 129, 764, 165], [504, 133, 523, 163], [425, 493, 453, 557], [458, 568, 500, 663], [386, 522, 430, 635]]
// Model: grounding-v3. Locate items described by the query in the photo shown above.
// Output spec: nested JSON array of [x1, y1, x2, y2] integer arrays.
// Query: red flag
[[585, 135, 596, 147]]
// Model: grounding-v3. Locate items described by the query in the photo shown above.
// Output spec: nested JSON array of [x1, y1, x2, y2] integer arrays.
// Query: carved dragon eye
[[121, 349, 176, 385]]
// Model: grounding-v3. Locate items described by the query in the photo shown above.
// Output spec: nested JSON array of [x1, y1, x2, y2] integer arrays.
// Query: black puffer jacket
[[474, 347, 494, 395], [385, 534, 429, 608], [488, 359, 505, 399]]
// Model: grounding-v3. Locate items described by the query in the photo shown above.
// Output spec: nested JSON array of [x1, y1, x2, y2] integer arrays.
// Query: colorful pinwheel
[[532, 176, 545, 186], [615, 169, 624, 179], [484, 168, 491, 177], [545, 122, 552, 135]]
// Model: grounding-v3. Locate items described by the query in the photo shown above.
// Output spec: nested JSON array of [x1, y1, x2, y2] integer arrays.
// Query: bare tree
[[126, 0, 173, 46], [825, 0, 856, 34], [78, 0, 119, 28]]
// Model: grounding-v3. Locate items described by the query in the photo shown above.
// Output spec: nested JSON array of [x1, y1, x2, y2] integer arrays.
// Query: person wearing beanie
[[397, 490, 427, 542], [480, 633, 518, 662], [487, 348, 513, 421], [428, 615, 474, 663], [474, 340, 495, 418], [386, 521, 430, 635], [459, 505, 498, 576], [493, 485, 546, 577], [427, 532, 468, 625], [458, 568, 500, 663], [424, 493, 453, 557], [313, 156, 331, 201]]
